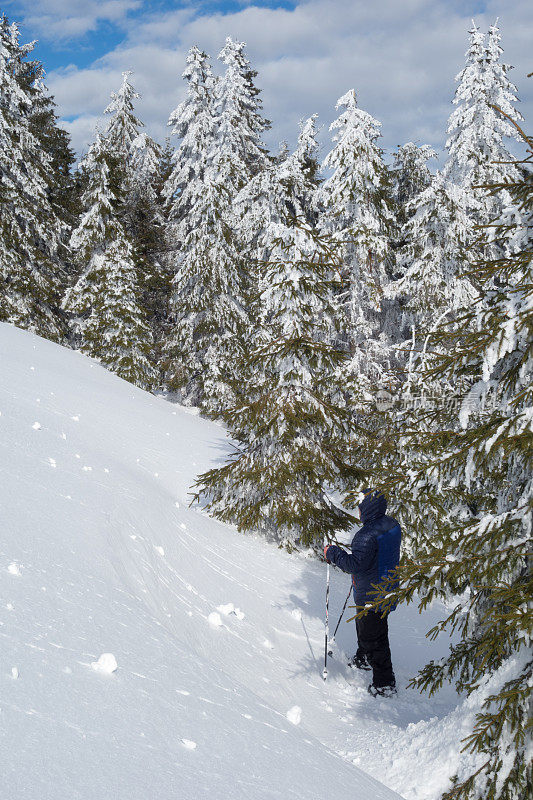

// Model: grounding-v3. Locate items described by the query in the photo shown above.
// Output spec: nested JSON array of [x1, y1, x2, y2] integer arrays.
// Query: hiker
[[324, 489, 401, 698]]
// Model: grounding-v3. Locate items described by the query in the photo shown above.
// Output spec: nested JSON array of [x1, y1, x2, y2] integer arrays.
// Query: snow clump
[[217, 603, 245, 620], [287, 706, 302, 725], [181, 739, 197, 750], [91, 653, 118, 674]]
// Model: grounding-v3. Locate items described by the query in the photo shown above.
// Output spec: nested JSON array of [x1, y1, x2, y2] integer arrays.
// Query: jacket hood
[[359, 489, 387, 524]]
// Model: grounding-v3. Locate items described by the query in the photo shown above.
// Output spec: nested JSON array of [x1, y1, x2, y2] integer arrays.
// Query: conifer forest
[[0, 9, 531, 800]]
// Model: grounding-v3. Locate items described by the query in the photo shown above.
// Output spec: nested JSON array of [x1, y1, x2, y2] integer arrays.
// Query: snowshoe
[[367, 682, 397, 698], [348, 653, 372, 671]]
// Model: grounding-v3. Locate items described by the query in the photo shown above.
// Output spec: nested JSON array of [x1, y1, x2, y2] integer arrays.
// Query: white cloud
[[42, 0, 532, 162], [10, 0, 141, 40]]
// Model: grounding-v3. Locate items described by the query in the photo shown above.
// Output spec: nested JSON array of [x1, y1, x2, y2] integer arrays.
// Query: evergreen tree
[[194, 221, 358, 547], [102, 71, 168, 378], [443, 22, 522, 224], [163, 47, 216, 250], [62, 136, 155, 389], [214, 37, 270, 189], [318, 89, 396, 396], [234, 115, 325, 381], [387, 173, 477, 336], [164, 174, 248, 413], [237, 115, 320, 266], [0, 15, 68, 341], [18, 59, 77, 243], [370, 115, 533, 800], [103, 71, 142, 162], [129, 131, 170, 377], [392, 142, 436, 233], [163, 46, 248, 414]]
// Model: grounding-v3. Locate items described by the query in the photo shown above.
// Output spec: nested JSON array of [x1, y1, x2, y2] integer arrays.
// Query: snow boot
[[348, 653, 372, 671], [367, 682, 397, 698]]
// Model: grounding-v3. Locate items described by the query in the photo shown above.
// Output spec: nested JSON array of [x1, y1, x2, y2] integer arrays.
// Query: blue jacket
[[326, 490, 401, 608]]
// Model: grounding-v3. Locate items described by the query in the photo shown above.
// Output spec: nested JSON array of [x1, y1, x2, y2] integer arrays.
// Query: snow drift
[[0, 323, 403, 800]]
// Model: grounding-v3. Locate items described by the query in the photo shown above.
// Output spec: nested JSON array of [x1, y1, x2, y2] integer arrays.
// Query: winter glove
[[323, 545, 331, 563]]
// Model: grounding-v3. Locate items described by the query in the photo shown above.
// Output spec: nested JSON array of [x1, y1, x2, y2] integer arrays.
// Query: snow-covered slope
[[0, 323, 476, 800]]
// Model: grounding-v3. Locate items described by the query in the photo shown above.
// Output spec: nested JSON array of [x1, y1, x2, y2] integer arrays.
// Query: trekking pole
[[323, 542, 330, 681], [328, 585, 353, 657]]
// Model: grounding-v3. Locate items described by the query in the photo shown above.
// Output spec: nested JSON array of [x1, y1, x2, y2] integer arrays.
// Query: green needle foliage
[[194, 221, 359, 548], [366, 113, 532, 800]]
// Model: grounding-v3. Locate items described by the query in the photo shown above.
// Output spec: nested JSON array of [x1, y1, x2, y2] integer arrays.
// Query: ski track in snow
[[0, 323, 484, 800]]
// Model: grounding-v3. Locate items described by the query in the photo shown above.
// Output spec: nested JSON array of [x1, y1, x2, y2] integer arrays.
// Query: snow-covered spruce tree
[[236, 115, 320, 268], [0, 15, 68, 341], [385, 142, 438, 352], [443, 22, 522, 225], [317, 89, 396, 404], [293, 114, 321, 215], [214, 37, 270, 187], [163, 45, 252, 415], [163, 47, 216, 251], [372, 118, 533, 800], [128, 131, 170, 375], [103, 71, 142, 163], [164, 173, 248, 414], [16, 55, 77, 250], [62, 136, 155, 389], [102, 71, 169, 377], [211, 36, 272, 304], [194, 221, 359, 547], [233, 116, 324, 386], [387, 173, 477, 336], [392, 142, 436, 234]]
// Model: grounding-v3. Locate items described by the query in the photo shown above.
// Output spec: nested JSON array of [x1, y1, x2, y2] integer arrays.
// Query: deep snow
[[0, 323, 490, 800]]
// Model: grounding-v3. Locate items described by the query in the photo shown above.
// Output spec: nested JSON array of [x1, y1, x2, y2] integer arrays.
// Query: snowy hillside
[[1, 323, 483, 800]]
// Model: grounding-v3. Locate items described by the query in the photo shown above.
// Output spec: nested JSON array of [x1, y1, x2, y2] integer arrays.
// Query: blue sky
[[6, 1, 298, 72], [5, 0, 532, 160]]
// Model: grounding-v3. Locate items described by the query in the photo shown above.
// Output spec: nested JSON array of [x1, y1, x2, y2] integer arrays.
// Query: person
[[324, 488, 401, 698]]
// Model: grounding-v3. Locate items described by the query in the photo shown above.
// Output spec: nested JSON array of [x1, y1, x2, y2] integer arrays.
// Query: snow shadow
[[285, 557, 460, 726]]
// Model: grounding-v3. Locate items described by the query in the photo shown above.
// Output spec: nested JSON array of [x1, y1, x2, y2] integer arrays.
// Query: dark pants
[[356, 610, 395, 687]]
